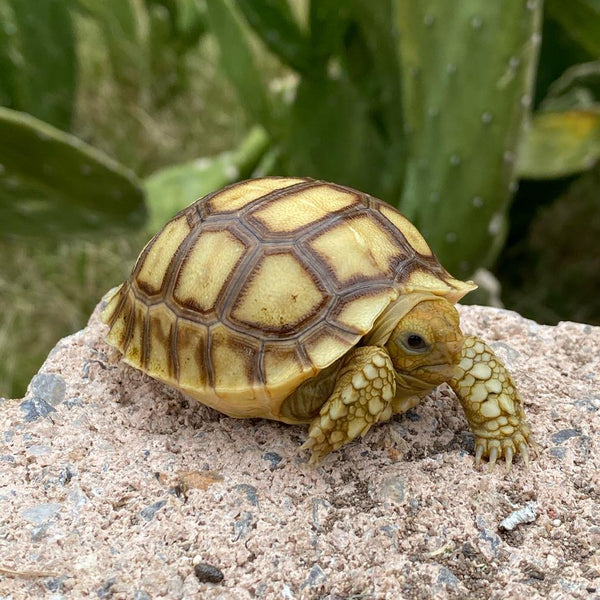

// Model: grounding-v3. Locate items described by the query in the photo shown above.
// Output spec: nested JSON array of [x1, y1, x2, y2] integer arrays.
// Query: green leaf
[[518, 110, 600, 179], [546, 0, 600, 57], [144, 126, 269, 233], [5, 0, 76, 130], [541, 61, 600, 112], [237, 0, 312, 73], [206, 0, 271, 125], [0, 107, 146, 238]]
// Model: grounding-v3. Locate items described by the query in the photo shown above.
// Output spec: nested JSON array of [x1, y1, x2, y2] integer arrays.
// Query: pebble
[[302, 564, 327, 588], [551, 429, 581, 444], [19, 397, 57, 422], [97, 577, 116, 598], [194, 562, 224, 584], [139, 500, 167, 522], [233, 511, 254, 541], [436, 565, 461, 590], [30, 373, 66, 406], [234, 483, 258, 506], [262, 451, 282, 470], [379, 476, 406, 504], [20, 502, 62, 525]]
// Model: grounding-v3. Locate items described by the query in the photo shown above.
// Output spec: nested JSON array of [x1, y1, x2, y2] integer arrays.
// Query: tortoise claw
[[519, 442, 530, 470], [475, 443, 484, 467], [473, 426, 534, 473]]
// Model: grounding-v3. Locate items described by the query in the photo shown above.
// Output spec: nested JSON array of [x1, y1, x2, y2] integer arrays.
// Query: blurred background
[[0, 0, 599, 399]]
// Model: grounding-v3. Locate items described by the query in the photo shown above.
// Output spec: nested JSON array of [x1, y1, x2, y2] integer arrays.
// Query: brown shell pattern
[[101, 177, 454, 419]]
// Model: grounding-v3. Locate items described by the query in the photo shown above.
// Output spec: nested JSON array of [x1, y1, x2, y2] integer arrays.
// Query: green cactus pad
[[144, 126, 269, 234], [0, 107, 146, 239], [397, 0, 543, 277]]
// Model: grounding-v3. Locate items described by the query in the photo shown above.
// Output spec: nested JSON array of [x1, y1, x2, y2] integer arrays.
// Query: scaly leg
[[449, 336, 533, 471], [300, 346, 396, 462]]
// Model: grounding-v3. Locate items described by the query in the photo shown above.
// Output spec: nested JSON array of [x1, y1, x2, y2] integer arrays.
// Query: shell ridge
[[120, 290, 137, 356], [169, 313, 179, 382], [141, 303, 150, 370]]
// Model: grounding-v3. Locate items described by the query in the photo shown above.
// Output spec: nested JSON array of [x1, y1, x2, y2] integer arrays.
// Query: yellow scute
[[146, 305, 174, 379], [210, 326, 257, 394], [136, 216, 190, 294], [309, 215, 400, 285], [335, 289, 398, 333], [262, 344, 307, 389], [208, 178, 306, 212], [176, 319, 208, 389], [249, 184, 357, 232], [232, 253, 325, 330], [379, 205, 433, 256], [304, 330, 353, 369], [174, 229, 246, 311]]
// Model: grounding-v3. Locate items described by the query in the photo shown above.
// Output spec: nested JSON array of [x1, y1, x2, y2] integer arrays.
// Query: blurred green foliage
[[0, 0, 599, 398]]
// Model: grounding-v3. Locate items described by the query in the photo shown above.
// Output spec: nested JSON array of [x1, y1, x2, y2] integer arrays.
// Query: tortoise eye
[[403, 333, 429, 353]]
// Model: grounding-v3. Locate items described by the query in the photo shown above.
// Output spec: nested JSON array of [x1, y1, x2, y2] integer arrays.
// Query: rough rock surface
[[0, 304, 599, 600]]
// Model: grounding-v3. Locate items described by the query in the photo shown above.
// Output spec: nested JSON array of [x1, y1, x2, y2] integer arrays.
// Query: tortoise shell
[[101, 177, 474, 422]]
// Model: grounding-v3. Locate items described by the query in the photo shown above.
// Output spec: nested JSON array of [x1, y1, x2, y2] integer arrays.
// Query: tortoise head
[[385, 298, 464, 393]]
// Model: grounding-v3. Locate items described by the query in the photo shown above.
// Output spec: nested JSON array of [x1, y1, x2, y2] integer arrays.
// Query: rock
[[0, 304, 599, 598], [20, 503, 62, 526], [194, 562, 224, 584], [139, 500, 167, 522], [29, 373, 66, 406], [19, 396, 56, 422]]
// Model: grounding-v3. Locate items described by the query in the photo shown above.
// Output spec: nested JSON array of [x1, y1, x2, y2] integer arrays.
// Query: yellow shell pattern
[[101, 177, 470, 422]]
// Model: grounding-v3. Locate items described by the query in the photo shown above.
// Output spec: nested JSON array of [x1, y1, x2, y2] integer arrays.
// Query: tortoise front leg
[[300, 346, 396, 462], [449, 335, 533, 470]]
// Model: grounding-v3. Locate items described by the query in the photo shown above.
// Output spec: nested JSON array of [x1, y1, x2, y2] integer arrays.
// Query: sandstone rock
[[0, 304, 599, 599]]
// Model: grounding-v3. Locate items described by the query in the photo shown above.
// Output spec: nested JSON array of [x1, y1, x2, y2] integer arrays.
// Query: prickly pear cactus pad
[[397, 0, 543, 277], [0, 107, 146, 238]]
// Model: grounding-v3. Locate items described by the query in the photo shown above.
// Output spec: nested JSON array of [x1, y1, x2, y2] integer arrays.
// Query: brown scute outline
[[204, 177, 316, 216], [169, 225, 255, 318], [227, 247, 332, 335]]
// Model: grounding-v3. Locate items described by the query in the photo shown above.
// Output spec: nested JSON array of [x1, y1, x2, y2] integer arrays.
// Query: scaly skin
[[300, 346, 396, 462], [449, 335, 533, 471], [300, 297, 533, 471]]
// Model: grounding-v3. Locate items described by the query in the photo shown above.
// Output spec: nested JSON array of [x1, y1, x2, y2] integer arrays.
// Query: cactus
[[236, 0, 313, 74], [0, 107, 146, 238], [545, 0, 600, 57], [395, 0, 543, 278], [2, 0, 76, 131], [205, 0, 272, 126], [207, 0, 405, 200], [144, 126, 269, 234]]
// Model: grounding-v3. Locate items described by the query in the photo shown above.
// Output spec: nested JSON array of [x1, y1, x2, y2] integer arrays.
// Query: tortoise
[[101, 177, 532, 468]]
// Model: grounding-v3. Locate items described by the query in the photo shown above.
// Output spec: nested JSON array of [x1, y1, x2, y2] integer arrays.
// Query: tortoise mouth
[[404, 361, 459, 387]]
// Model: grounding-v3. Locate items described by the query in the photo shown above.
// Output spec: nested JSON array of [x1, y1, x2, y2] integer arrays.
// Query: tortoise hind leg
[[300, 346, 396, 462]]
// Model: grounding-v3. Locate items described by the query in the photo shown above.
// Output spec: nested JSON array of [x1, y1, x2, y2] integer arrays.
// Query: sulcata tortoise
[[101, 177, 532, 468]]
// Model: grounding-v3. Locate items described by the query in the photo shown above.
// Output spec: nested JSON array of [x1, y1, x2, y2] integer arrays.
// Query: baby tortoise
[[101, 177, 532, 469]]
